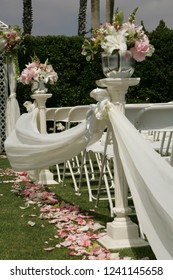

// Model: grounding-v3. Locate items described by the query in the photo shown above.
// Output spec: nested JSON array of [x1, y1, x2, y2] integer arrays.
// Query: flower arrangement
[[0, 25, 23, 56], [82, 7, 154, 62], [18, 56, 58, 86]]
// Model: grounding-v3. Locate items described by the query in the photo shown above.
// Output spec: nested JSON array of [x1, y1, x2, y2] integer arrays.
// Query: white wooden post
[[96, 78, 148, 249]]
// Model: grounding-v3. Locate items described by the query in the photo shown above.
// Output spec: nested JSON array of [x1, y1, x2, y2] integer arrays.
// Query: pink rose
[[27, 61, 39, 69], [130, 36, 150, 62]]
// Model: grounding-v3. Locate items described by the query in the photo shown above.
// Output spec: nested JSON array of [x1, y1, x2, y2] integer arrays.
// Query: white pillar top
[[96, 77, 140, 88]]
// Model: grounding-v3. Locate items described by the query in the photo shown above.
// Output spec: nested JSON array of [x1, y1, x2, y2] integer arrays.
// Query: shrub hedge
[[17, 23, 173, 113], [17, 35, 104, 113]]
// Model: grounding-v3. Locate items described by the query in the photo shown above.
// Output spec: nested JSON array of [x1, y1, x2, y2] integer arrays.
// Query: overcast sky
[[0, 0, 172, 36]]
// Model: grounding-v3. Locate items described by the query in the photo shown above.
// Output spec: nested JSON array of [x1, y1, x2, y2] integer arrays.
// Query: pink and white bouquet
[[18, 57, 58, 85], [82, 7, 155, 62], [0, 25, 23, 55]]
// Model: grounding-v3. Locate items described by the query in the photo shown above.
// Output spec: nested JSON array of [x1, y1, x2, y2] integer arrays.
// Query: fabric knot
[[94, 98, 112, 120], [9, 92, 16, 99]]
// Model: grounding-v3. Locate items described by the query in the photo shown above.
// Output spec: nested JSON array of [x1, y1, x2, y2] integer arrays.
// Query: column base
[[38, 169, 58, 185], [99, 217, 149, 249]]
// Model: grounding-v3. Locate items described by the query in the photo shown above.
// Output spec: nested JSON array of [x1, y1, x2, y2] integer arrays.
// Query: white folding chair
[[125, 103, 152, 125], [53, 107, 72, 182], [54, 107, 72, 132], [88, 129, 115, 216], [46, 107, 57, 133], [61, 105, 90, 192], [67, 105, 90, 129], [134, 104, 173, 156], [95, 103, 173, 216], [77, 125, 115, 217]]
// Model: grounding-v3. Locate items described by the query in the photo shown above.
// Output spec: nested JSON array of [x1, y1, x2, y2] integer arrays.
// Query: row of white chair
[[46, 105, 90, 188], [46, 105, 115, 216], [132, 103, 173, 158], [46, 102, 173, 217], [96, 102, 173, 216]]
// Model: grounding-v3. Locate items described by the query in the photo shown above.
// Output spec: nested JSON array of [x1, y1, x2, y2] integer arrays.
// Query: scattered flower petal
[[78, 225, 90, 232], [2, 166, 136, 260], [44, 247, 55, 251], [92, 223, 105, 231], [27, 221, 36, 227], [19, 205, 30, 209]]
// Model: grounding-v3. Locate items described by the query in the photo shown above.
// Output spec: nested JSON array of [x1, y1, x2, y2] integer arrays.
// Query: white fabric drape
[[5, 57, 20, 137], [4, 107, 105, 171], [108, 104, 173, 260], [4, 100, 173, 259]]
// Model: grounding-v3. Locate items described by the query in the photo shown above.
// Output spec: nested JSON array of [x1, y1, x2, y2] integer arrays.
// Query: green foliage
[[17, 35, 103, 113], [17, 22, 173, 113], [127, 21, 173, 103]]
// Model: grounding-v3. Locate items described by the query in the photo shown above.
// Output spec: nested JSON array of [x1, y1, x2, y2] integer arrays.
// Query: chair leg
[[159, 131, 166, 156], [78, 149, 94, 201], [96, 154, 107, 206], [67, 160, 79, 192], [61, 160, 79, 191], [165, 132, 173, 156], [87, 152, 95, 180], [61, 161, 67, 187], [95, 128, 115, 216], [56, 164, 62, 183]]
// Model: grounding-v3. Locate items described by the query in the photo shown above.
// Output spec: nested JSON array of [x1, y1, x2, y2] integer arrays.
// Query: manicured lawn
[[0, 156, 156, 260]]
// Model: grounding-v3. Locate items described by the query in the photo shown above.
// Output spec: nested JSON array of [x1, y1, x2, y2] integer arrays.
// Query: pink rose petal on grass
[[75, 192, 81, 196], [27, 221, 36, 227], [78, 225, 89, 232], [44, 247, 55, 251], [76, 234, 91, 247], [10, 174, 135, 260], [28, 214, 37, 217], [60, 240, 73, 247], [77, 218, 86, 225], [92, 223, 105, 231]]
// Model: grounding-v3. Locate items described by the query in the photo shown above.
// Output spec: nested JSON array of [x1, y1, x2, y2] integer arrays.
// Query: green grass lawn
[[0, 156, 156, 260]]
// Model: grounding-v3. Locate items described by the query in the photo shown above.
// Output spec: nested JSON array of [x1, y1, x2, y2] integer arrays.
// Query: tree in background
[[23, 0, 33, 35], [78, 0, 88, 35], [91, 0, 100, 30], [106, 0, 114, 23]]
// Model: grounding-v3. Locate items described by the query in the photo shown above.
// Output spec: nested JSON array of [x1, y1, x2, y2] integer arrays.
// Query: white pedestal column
[[96, 78, 148, 249], [31, 93, 58, 185]]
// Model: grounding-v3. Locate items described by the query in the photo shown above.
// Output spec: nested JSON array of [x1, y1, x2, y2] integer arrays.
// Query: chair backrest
[[125, 102, 173, 125], [54, 107, 72, 131], [67, 105, 90, 128], [54, 107, 72, 122], [125, 104, 152, 125], [46, 108, 57, 121], [46, 108, 58, 133], [134, 104, 173, 131]]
